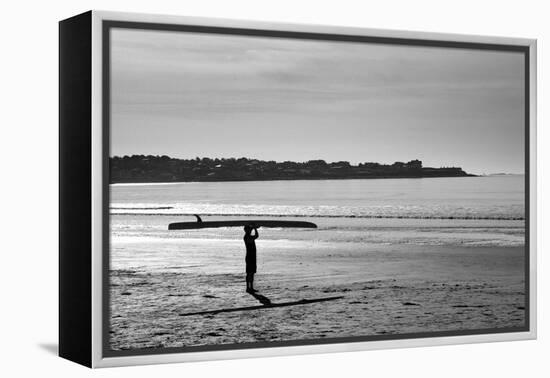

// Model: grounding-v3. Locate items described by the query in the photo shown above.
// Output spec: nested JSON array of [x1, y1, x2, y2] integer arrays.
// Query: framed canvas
[[59, 10, 537, 368]]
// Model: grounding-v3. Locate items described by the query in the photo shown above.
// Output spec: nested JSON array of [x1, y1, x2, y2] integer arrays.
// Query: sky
[[110, 28, 525, 175]]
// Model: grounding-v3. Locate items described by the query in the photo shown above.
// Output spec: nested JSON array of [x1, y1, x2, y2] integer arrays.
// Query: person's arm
[[252, 227, 259, 239]]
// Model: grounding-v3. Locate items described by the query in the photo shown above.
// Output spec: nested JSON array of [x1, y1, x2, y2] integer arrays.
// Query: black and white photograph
[[106, 24, 528, 354]]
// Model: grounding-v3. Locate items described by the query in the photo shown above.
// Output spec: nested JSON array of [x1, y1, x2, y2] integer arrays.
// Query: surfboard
[[168, 219, 317, 230]]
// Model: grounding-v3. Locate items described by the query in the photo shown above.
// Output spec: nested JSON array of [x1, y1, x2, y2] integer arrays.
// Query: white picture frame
[[59, 10, 537, 368]]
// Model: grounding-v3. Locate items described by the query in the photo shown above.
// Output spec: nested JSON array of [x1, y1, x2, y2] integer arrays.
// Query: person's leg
[[246, 273, 251, 291], [250, 273, 255, 292]]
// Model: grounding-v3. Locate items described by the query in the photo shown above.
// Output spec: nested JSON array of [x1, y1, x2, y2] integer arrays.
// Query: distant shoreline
[[110, 155, 476, 184]]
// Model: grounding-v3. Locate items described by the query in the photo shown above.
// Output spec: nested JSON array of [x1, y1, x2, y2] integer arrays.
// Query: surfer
[[243, 225, 259, 293]]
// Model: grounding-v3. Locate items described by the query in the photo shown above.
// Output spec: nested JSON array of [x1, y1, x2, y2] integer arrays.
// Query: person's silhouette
[[243, 225, 259, 293]]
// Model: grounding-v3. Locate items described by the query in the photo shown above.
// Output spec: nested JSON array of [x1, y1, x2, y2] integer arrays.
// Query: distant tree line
[[109, 155, 472, 183]]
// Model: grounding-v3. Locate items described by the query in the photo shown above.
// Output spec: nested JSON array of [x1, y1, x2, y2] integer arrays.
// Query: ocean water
[[110, 176, 525, 272], [111, 176, 525, 220]]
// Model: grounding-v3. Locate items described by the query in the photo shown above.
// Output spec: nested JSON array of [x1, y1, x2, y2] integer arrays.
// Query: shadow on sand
[[248, 291, 272, 305], [179, 293, 344, 317]]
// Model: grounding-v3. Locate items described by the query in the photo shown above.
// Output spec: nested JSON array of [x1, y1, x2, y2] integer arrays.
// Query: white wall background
[[0, 0, 546, 376]]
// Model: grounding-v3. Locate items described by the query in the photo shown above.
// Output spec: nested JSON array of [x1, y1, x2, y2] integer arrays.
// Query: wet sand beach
[[110, 242, 525, 350]]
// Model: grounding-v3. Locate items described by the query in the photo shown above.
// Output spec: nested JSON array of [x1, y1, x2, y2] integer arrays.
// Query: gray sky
[[111, 28, 525, 174]]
